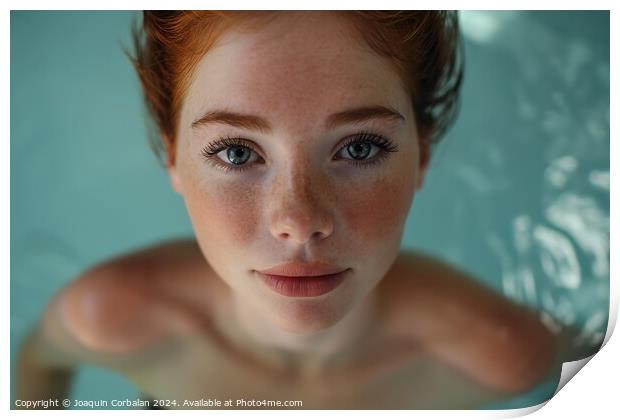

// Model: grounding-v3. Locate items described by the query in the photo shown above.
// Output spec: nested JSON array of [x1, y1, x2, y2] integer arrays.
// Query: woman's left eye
[[335, 132, 399, 164]]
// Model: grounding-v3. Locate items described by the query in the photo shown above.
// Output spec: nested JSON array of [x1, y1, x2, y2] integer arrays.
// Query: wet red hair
[[126, 11, 463, 167]]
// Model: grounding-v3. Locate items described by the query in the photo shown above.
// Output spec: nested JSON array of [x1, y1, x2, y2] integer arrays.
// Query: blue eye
[[200, 137, 262, 172], [335, 132, 399, 165], [336, 132, 398, 165], [224, 146, 253, 165], [346, 142, 373, 159]]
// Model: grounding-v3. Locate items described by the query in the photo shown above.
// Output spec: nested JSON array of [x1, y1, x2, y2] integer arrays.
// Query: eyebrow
[[191, 105, 405, 133]]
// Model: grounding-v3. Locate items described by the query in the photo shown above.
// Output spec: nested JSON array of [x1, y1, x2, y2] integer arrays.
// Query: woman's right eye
[[217, 146, 255, 165], [200, 137, 262, 172]]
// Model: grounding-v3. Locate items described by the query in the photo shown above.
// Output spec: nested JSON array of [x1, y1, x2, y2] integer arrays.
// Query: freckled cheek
[[340, 174, 414, 247], [183, 178, 261, 249]]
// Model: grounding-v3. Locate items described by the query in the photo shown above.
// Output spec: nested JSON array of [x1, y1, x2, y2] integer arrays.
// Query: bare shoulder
[[381, 250, 558, 397], [35, 238, 219, 371]]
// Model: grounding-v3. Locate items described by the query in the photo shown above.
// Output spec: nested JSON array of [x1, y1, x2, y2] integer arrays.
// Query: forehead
[[181, 12, 412, 133]]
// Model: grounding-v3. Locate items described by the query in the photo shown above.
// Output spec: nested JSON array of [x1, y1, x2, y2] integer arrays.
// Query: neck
[[218, 289, 380, 377]]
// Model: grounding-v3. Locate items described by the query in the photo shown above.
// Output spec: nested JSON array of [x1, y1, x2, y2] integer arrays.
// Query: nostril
[[276, 229, 328, 244], [311, 231, 326, 240], [269, 207, 334, 244]]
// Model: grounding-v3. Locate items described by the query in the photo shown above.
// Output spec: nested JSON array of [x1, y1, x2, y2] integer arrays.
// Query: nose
[[267, 165, 334, 245]]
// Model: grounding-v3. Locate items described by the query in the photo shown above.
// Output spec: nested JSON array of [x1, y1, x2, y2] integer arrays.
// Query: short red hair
[[126, 11, 463, 166]]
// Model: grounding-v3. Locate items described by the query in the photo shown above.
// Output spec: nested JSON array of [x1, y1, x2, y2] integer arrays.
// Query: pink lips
[[255, 262, 350, 297]]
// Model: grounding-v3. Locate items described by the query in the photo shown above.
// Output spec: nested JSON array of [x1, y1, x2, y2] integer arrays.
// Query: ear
[[416, 134, 431, 191], [163, 133, 183, 195]]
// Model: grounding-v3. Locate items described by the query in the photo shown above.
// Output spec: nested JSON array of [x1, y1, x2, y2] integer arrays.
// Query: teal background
[[10, 11, 610, 409]]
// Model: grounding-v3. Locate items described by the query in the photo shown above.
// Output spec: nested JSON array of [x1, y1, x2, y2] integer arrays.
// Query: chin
[[265, 297, 353, 334]]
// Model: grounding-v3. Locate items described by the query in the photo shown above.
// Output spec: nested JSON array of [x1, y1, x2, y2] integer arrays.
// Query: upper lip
[[257, 261, 348, 277]]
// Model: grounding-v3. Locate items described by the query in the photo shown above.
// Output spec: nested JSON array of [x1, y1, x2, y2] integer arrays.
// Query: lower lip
[[256, 269, 350, 297]]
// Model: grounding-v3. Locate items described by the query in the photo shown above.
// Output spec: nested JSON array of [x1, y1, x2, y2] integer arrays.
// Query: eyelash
[[200, 131, 399, 173]]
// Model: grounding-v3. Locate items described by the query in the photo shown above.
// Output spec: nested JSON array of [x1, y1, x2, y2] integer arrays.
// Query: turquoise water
[[10, 11, 609, 409]]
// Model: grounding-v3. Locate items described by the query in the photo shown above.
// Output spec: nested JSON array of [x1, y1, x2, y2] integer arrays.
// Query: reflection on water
[[408, 13, 608, 401], [547, 193, 609, 278], [436, 11, 610, 409], [457, 11, 609, 344]]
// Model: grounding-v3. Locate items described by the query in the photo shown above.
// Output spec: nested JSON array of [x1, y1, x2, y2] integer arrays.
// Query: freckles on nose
[[266, 169, 336, 243]]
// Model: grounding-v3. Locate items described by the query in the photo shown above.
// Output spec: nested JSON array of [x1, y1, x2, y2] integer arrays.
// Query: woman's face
[[170, 12, 428, 333]]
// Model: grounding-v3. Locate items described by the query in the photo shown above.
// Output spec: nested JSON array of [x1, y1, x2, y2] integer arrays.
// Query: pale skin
[[16, 12, 601, 409]]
